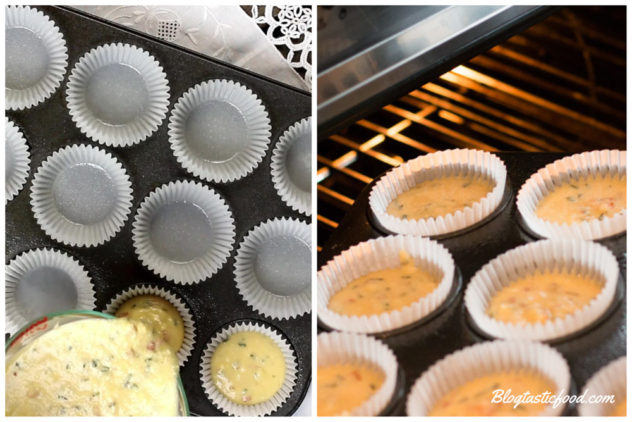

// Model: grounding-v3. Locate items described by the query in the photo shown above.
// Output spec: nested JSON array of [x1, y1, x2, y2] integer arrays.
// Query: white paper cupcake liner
[[5, 248, 96, 334], [103, 284, 196, 366], [578, 356, 626, 416], [234, 217, 311, 320], [406, 340, 571, 416], [5, 6, 68, 110], [368, 149, 507, 237], [271, 117, 312, 215], [199, 321, 297, 416], [66, 42, 170, 147], [132, 180, 236, 284], [5, 118, 31, 203], [168, 79, 272, 183], [318, 331, 398, 416], [516, 150, 626, 240], [318, 234, 455, 334], [30, 144, 133, 247], [464, 239, 619, 342]]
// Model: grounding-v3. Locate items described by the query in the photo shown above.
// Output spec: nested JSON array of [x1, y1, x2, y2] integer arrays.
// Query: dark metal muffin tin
[[5, 6, 311, 416], [318, 152, 626, 416]]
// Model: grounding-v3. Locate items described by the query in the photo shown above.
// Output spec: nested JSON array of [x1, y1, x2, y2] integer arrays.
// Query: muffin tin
[[6, 6, 311, 416], [318, 152, 626, 416]]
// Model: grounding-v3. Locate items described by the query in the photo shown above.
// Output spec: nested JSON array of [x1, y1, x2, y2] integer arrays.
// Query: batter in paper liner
[[429, 369, 555, 416], [210, 331, 285, 405], [486, 269, 603, 324], [536, 174, 625, 224], [386, 174, 495, 220], [327, 250, 440, 316], [318, 363, 385, 416]]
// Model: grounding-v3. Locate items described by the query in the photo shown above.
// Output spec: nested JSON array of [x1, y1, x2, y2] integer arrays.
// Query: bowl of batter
[[5, 310, 189, 416]]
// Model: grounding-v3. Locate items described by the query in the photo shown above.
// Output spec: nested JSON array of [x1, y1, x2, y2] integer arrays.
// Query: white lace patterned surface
[[74, 5, 310, 91], [250, 6, 312, 87]]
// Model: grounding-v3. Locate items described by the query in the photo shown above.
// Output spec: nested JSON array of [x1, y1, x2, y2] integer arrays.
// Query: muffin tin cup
[[464, 239, 619, 342], [368, 149, 507, 237], [199, 320, 298, 416], [5, 5, 68, 110], [30, 144, 133, 247], [318, 234, 456, 334], [168, 79, 272, 183], [578, 356, 626, 416], [516, 150, 626, 240], [271, 117, 312, 215], [317, 331, 399, 416], [5, 248, 96, 334], [234, 217, 311, 320], [103, 283, 197, 366], [406, 340, 571, 416], [132, 180, 236, 284], [5, 118, 31, 203], [66, 42, 170, 147]]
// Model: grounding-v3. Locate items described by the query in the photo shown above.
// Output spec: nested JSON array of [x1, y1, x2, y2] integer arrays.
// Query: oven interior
[[317, 6, 626, 251]]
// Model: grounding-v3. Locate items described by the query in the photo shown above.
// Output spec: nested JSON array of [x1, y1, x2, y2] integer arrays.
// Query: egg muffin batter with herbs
[[115, 295, 184, 354], [6, 318, 179, 416], [386, 174, 495, 220], [430, 369, 555, 416], [210, 331, 285, 405], [486, 269, 603, 324], [318, 363, 385, 416], [328, 250, 440, 316], [535, 174, 626, 224]]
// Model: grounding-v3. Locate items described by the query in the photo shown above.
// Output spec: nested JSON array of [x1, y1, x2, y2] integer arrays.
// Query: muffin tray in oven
[[6, 6, 311, 416], [318, 152, 626, 416]]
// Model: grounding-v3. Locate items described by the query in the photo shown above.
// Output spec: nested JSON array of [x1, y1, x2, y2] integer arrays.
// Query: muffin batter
[[386, 174, 495, 220], [318, 363, 385, 416], [536, 174, 626, 224], [6, 318, 179, 416], [611, 398, 626, 416], [486, 269, 603, 324], [328, 250, 440, 316], [429, 369, 554, 416], [210, 331, 285, 405], [115, 295, 184, 353]]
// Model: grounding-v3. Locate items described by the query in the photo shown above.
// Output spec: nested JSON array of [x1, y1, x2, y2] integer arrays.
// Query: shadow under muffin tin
[[6, 6, 311, 416], [318, 151, 626, 416]]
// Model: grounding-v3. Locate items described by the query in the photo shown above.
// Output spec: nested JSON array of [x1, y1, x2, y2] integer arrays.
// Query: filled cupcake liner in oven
[[132, 180, 236, 284], [317, 331, 399, 416], [30, 144, 133, 247], [6, 5, 68, 110], [168, 79, 271, 183], [271, 117, 312, 215], [578, 356, 626, 416], [5, 118, 31, 203], [516, 149, 626, 240], [368, 149, 507, 237], [318, 234, 455, 334], [5, 248, 96, 334], [234, 217, 311, 320], [464, 238, 619, 342], [199, 320, 297, 416], [406, 340, 571, 416], [66, 42, 170, 147], [103, 283, 197, 366]]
